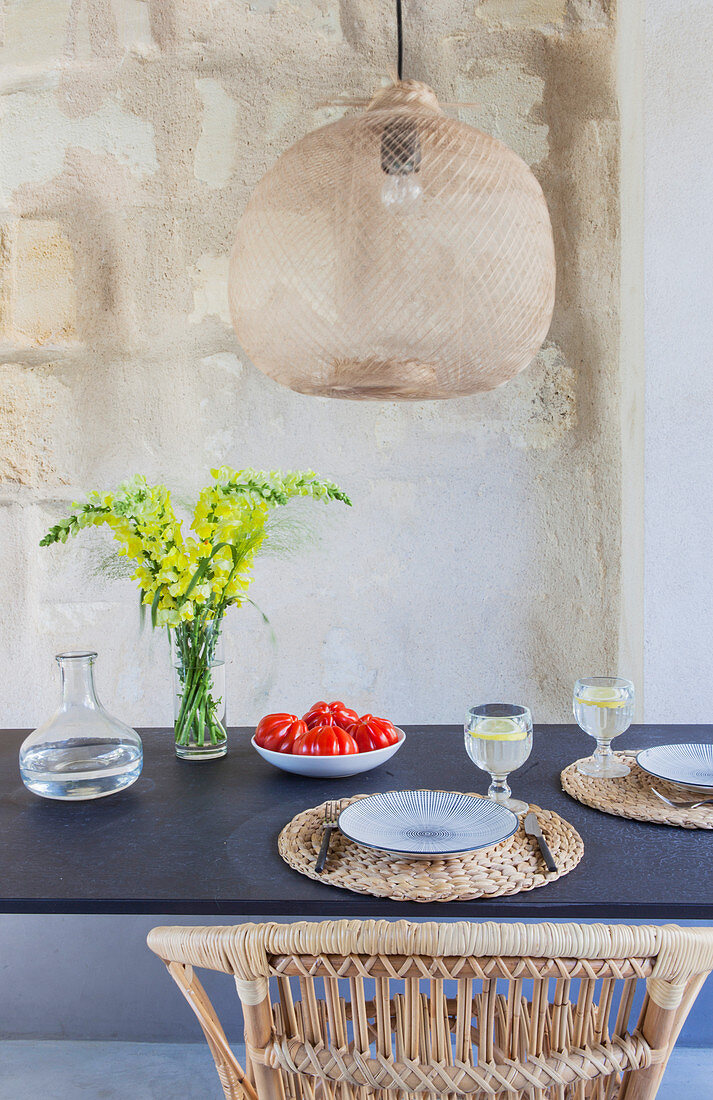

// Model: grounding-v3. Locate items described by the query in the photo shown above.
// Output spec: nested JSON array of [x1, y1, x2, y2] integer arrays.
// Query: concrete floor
[[0, 1042, 710, 1099]]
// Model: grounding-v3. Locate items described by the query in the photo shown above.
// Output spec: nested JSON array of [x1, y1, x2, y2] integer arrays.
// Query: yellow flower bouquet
[[41, 467, 351, 759]]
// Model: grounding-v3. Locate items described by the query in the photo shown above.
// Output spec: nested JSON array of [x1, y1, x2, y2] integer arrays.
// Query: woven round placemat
[[561, 751, 713, 830], [278, 793, 584, 903]]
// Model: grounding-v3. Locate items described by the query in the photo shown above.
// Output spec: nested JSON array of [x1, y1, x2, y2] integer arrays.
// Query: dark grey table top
[[2, 725, 711, 917]]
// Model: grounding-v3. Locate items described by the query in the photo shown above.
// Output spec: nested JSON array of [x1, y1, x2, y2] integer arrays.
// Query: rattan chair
[[148, 920, 713, 1100]]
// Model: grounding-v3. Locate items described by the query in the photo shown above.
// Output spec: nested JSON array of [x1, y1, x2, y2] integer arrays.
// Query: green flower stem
[[173, 618, 226, 751], [175, 667, 226, 748]]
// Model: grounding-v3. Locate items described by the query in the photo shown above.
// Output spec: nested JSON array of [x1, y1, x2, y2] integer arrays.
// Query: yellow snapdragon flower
[[41, 468, 350, 633]]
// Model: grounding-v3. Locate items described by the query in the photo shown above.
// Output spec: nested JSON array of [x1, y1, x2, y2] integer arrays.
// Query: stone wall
[[0, 0, 628, 727]]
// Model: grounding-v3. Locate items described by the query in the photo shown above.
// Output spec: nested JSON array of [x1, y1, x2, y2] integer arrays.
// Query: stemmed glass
[[573, 676, 635, 778], [465, 703, 533, 815]]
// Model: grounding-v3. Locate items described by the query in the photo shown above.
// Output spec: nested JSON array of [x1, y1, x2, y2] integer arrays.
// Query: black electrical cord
[[396, 0, 404, 81]]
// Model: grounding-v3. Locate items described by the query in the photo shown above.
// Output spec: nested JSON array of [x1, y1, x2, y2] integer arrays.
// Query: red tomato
[[255, 714, 307, 753], [302, 702, 335, 729], [327, 700, 359, 729], [303, 700, 359, 730], [292, 725, 359, 756], [349, 714, 399, 752]]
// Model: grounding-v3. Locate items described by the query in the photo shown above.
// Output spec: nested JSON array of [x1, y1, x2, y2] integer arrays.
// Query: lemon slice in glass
[[470, 717, 528, 741], [575, 685, 626, 709]]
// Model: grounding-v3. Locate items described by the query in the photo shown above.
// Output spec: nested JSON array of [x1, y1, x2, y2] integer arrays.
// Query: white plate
[[338, 789, 518, 858], [636, 743, 713, 790], [251, 728, 405, 778]]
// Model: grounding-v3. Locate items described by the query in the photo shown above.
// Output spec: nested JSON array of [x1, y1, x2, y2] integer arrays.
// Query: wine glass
[[465, 703, 533, 815], [573, 676, 635, 778]]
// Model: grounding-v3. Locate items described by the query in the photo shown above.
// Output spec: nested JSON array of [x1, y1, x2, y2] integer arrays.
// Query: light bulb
[[381, 173, 423, 212], [380, 115, 423, 214]]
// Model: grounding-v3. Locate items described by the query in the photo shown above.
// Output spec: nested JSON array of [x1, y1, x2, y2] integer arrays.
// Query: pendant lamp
[[228, 16, 555, 400]]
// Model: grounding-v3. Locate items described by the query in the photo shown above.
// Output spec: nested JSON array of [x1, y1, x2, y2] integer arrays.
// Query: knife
[[524, 811, 558, 873]]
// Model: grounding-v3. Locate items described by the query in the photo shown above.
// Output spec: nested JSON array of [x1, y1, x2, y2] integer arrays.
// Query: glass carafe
[[19, 651, 143, 800]]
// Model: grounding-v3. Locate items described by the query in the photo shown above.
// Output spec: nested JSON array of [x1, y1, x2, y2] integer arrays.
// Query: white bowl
[[250, 727, 405, 778]]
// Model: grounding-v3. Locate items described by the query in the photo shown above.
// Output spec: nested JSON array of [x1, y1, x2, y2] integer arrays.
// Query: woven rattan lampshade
[[228, 81, 556, 400]]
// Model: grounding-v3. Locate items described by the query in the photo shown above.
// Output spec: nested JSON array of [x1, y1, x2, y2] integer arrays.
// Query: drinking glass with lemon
[[573, 676, 635, 778], [465, 703, 533, 814]]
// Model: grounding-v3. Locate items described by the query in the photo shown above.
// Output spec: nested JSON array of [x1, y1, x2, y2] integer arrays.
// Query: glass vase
[[172, 619, 227, 761], [19, 651, 143, 800]]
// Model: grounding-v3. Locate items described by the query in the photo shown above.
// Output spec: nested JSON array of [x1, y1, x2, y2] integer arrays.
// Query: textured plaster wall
[[0, 0, 625, 728], [644, 0, 713, 722]]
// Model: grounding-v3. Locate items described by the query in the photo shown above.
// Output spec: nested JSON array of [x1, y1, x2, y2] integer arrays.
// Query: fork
[[315, 800, 341, 874], [651, 788, 713, 810]]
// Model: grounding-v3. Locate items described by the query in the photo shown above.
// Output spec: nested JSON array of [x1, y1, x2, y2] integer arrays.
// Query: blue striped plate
[[338, 790, 518, 858], [636, 743, 713, 790]]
